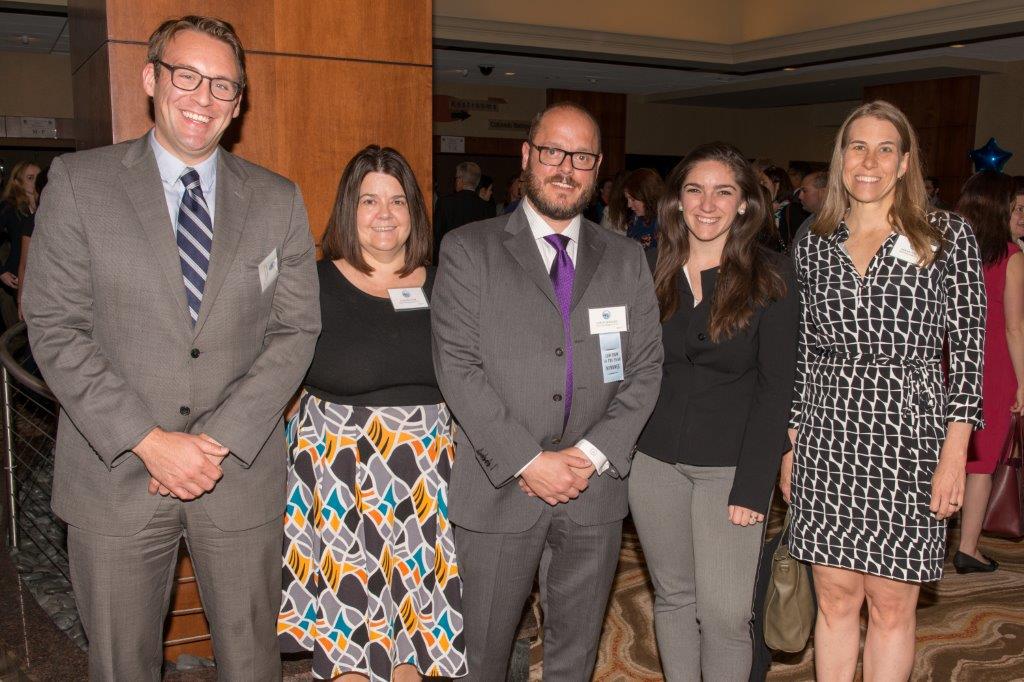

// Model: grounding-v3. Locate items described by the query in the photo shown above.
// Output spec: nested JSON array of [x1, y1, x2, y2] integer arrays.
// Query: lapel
[[193, 150, 250, 337], [120, 136, 192, 336], [502, 205, 558, 309], [570, 221, 606, 310]]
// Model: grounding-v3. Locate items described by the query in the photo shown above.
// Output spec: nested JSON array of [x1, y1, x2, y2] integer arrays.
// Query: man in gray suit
[[22, 16, 319, 680], [431, 103, 662, 680]]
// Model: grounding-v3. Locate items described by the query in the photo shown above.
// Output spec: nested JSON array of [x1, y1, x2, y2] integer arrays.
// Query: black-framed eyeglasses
[[528, 143, 600, 171], [154, 60, 242, 101]]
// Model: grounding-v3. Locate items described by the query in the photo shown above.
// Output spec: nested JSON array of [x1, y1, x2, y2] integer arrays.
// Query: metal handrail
[[0, 321, 55, 550], [0, 322, 53, 400]]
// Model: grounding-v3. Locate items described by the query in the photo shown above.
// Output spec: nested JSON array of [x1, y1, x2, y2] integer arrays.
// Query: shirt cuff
[[516, 452, 543, 478], [576, 439, 610, 475]]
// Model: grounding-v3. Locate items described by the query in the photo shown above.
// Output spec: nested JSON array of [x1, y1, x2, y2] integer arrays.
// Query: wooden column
[[546, 89, 627, 181], [68, 0, 433, 242], [864, 77, 979, 208]]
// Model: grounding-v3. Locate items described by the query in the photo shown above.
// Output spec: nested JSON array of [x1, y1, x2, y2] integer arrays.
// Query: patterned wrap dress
[[278, 262, 467, 680], [789, 212, 985, 582]]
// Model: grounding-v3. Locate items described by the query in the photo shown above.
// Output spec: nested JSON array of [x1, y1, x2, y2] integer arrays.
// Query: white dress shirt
[[516, 198, 610, 477], [150, 129, 218, 233]]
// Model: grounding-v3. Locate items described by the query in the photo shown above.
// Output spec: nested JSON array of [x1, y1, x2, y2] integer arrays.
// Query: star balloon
[[969, 138, 1013, 172]]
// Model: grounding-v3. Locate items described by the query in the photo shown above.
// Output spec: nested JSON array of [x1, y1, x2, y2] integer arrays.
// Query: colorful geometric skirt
[[278, 392, 467, 680]]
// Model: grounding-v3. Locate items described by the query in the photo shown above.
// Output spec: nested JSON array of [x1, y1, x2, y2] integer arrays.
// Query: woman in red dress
[[956, 170, 1024, 573]]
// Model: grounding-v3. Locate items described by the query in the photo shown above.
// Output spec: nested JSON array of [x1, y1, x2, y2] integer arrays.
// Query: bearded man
[[430, 102, 663, 681]]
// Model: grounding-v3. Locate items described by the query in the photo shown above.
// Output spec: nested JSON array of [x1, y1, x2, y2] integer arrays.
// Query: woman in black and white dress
[[780, 100, 985, 680]]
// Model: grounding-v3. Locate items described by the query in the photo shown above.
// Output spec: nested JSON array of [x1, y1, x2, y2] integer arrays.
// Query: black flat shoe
[[953, 551, 999, 574]]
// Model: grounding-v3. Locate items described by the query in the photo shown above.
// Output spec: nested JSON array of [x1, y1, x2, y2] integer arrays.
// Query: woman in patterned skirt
[[278, 145, 467, 681], [781, 101, 985, 680]]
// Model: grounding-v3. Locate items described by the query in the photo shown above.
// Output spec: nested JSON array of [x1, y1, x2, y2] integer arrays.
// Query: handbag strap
[[998, 414, 1021, 465], [1012, 414, 1024, 465]]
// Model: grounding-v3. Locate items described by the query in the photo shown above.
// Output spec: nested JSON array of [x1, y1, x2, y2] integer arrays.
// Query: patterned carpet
[[524, 513, 1024, 681]]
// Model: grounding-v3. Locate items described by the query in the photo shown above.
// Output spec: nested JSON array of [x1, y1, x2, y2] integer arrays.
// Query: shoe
[[953, 551, 999, 574]]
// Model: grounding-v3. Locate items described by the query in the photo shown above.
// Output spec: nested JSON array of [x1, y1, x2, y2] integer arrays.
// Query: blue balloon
[[969, 137, 1013, 172]]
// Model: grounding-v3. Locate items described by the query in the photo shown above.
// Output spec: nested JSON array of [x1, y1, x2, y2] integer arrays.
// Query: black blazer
[[636, 248, 798, 514]]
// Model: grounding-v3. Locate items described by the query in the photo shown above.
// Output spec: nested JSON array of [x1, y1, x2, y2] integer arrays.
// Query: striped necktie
[[176, 168, 212, 325]]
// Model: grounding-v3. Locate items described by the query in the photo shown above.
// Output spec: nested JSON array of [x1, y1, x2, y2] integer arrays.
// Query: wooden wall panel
[[546, 89, 627, 181], [77, 0, 431, 65], [70, 43, 113, 152], [864, 76, 979, 207]]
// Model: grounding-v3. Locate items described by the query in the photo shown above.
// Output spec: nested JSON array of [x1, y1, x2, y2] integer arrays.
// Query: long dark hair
[[321, 145, 431, 275], [761, 165, 793, 203], [624, 168, 664, 224], [654, 142, 787, 340], [956, 170, 1015, 266]]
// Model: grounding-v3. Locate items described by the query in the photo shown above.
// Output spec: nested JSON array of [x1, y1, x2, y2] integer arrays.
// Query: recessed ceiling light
[[783, 67, 797, 71], [504, 71, 515, 76], [950, 43, 965, 48]]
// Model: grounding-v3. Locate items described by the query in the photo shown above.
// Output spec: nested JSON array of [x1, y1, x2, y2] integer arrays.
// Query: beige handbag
[[763, 509, 816, 653]]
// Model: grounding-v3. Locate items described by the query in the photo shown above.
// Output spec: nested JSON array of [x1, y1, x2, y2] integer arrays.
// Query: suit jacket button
[[552, 437, 561, 445], [190, 348, 200, 358], [697, 332, 707, 341], [179, 406, 190, 416], [553, 394, 562, 402], [555, 347, 564, 356]]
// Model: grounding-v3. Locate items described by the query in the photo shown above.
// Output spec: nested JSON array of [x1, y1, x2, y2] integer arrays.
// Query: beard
[[523, 166, 596, 221]]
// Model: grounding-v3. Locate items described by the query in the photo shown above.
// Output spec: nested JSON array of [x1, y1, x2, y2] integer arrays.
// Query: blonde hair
[[812, 100, 940, 265], [1, 162, 40, 215]]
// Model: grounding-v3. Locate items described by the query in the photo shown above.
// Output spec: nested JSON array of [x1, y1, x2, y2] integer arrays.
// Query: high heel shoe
[[953, 551, 999, 574]]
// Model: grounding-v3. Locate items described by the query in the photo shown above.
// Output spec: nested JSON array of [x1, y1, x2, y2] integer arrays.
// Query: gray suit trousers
[[68, 495, 282, 681], [454, 506, 622, 681]]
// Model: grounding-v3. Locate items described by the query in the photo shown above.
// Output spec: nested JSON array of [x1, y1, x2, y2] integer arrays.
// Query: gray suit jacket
[[23, 135, 320, 536], [431, 205, 662, 533]]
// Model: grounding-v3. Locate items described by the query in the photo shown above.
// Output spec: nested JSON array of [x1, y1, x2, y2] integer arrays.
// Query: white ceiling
[[434, 34, 1024, 106], [0, 9, 68, 54]]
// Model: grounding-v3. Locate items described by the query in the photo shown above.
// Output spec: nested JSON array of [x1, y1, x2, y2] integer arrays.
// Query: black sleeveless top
[[304, 260, 442, 406]]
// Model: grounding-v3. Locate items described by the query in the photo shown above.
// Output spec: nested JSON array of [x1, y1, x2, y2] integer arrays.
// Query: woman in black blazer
[[629, 142, 798, 681]]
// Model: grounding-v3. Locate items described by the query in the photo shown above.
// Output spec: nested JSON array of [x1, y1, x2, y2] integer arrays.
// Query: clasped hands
[[133, 427, 229, 500], [517, 447, 595, 506]]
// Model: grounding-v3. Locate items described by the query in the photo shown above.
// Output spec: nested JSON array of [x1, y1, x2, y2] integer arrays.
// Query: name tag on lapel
[[588, 306, 628, 334], [258, 249, 279, 292], [890, 235, 936, 265]]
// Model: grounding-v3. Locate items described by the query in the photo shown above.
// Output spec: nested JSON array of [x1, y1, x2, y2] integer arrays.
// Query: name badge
[[890, 234, 936, 265], [589, 306, 628, 334], [387, 287, 430, 311], [600, 332, 624, 383], [258, 249, 279, 292]]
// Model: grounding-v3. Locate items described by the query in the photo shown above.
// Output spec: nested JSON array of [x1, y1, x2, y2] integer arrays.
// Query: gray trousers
[[67, 495, 282, 681], [628, 452, 764, 682], [454, 505, 622, 681]]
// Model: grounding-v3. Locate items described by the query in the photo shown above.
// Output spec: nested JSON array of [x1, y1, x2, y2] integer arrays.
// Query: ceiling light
[[504, 71, 515, 76], [783, 67, 797, 72], [950, 43, 965, 48]]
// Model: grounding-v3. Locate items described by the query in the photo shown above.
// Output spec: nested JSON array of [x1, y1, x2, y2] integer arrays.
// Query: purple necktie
[[544, 233, 575, 421]]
